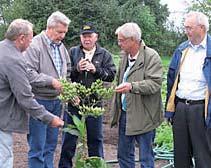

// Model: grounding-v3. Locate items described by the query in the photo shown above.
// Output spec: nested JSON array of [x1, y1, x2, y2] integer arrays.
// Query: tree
[[0, 0, 178, 56], [190, 0, 211, 33]]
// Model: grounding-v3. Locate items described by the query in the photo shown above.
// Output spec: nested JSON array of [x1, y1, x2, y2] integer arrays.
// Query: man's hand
[[77, 58, 90, 71], [115, 82, 132, 93], [70, 96, 81, 106], [86, 62, 96, 73], [52, 78, 62, 91], [50, 116, 64, 127]]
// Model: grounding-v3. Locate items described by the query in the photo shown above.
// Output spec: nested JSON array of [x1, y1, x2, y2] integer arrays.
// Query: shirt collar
[[189, 34, 207, 50], [128, 51, 139, 61], [44, 31, 61, 48], [83, 46, 96, 55]]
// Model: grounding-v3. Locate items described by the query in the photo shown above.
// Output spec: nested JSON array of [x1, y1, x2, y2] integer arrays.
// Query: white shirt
[[83, 46, 96, 62], [121, 51, 139, 111], [176, 36, 207, 100]]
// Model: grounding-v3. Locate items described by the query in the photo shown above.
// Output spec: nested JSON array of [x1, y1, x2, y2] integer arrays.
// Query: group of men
[[0, 9, 211, 168]]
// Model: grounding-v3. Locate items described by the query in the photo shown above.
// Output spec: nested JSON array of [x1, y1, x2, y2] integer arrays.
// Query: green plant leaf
[[63, 127, 80, 137], [72, 115, 86, 137]]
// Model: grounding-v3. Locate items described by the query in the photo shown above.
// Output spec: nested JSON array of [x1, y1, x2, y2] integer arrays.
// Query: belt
[[177, 97, 205, 105]]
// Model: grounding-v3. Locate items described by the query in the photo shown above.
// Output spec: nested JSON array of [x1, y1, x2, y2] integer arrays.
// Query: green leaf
[[72, 115, 86, 137]]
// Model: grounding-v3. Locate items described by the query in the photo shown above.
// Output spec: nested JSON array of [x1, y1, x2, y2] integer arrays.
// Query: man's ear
[[17, 34, 25, 44]]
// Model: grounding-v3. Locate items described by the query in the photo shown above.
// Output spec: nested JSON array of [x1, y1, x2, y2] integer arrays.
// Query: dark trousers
[[58, 106, 104, 168], [173, 101, 211, 168]]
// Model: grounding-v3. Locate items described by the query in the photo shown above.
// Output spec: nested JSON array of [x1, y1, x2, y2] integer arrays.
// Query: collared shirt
[[83, 46, 96, 62], [45, 33, 63, 77], [176, 35, 207, 100], [121, 51, 139, 111]]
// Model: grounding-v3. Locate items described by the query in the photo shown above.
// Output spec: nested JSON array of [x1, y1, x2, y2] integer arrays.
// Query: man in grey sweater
[[0, 19, 64, 168], [24, 11, 71, 168]]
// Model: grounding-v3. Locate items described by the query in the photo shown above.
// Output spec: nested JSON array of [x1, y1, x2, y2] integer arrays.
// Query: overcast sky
[[160, 0, 192, 28]]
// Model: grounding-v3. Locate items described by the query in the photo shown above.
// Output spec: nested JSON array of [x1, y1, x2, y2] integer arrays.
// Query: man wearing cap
[[58, 23, 116, 168]]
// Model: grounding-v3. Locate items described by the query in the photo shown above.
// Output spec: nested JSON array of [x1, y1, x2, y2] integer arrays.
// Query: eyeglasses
[[117, 38, 130, 44], [184, 25, 203, 32]]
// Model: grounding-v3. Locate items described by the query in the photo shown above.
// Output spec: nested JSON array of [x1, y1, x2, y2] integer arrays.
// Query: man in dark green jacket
[[111, 22, 163, 168]]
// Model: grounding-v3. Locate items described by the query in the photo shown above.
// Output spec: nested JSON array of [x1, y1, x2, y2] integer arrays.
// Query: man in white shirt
[[166, 11, 211, 167]]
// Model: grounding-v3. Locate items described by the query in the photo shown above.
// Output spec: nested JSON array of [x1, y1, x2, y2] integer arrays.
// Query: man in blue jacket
[[165, 11, 211, 167]]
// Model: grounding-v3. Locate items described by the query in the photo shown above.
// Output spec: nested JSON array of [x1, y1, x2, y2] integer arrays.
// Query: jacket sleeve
[[131, 51, 163, 95], [63, 46, 72, 82], [24, 44, 53, 87], [94, 50, 116, 82], [69, 47, 81, 80], [6, 59, 54, 124]]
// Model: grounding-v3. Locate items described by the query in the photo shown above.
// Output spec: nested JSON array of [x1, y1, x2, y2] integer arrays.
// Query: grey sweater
[[0, 39, 55, 133], [24, 31, 71, 100]]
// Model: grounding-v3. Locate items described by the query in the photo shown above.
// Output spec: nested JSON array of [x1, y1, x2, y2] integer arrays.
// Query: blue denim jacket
[[165, 34, 211, 128]]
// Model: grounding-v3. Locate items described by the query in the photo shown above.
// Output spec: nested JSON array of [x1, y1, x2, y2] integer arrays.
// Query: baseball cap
[[80, 23, 97, 34]]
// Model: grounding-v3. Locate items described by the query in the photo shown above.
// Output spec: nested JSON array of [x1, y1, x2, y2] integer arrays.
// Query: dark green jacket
[[111, 43, 163, 135]]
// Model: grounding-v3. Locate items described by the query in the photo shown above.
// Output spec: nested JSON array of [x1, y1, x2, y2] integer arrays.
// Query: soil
[[13, 103, 169, 168]]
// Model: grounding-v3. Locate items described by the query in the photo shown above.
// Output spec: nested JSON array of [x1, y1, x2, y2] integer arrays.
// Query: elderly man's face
[[80, 33, 98, 51], [117, 34, 133, 53], [47, 23, 68, 43], [184, 16, 205, 45]]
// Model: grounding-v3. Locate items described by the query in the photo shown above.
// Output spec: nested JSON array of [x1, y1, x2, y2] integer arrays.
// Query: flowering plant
[[59, 79, 114, 168]]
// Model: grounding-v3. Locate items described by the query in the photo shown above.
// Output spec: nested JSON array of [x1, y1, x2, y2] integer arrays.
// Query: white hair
[[115, 22, 142, 41], [47, 11, 70, 28], [185, 11, 209, 32], [5, 19, 33, 41]]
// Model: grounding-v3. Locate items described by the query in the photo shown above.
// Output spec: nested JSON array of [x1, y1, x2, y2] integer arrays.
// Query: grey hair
[[5, 19, 33, 41], [115, 22, 142, 41], [47, 11, 70, 28], [185, 11, 209, 32]]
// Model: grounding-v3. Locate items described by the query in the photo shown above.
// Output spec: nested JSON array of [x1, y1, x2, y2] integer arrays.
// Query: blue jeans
[[27, 99, 61, 168], [118, 111, 155, 168], [0, 130, 13, 168], [58, 105, 104, 168]]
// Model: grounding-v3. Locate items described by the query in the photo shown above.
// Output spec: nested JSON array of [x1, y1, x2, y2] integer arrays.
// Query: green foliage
[[79, 105, 105, 117], [0, 0, 182, 56], [62, 114, 86, 138], [59, 79, 78, 102], [59, 79, 114, 116], [189, 0, 211, 34], [75, 156, 110, 168], [155, 56, 173, 151], [155, 122, 173, 151], [0, 24, 7, 40], [60, 79, 114, 168]]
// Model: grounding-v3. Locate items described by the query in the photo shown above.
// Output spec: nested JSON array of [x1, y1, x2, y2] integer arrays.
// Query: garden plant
[[59, 79, 114, 168]]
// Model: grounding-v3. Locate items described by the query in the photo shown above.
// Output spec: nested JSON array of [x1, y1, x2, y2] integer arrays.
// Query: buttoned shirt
[[45, 34, 63, 77], [176, 36, 207, 100]]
